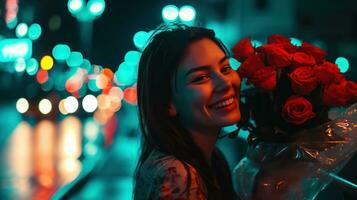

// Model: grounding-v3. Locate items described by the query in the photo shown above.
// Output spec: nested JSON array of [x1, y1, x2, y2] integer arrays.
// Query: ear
[[168, 102, 177, 117]]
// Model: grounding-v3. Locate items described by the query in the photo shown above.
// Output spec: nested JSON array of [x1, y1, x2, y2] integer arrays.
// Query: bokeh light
[[36, 69, 49, 84], [229, 57, 241, 70], [48, 15, 62, 32], [124, 86, 137, 105], [82, 94, 98, 113], [15, 23, 28, 38], [38, 99, 52, 114], [66, 51, 83, 67], [58, 99, 68, 115], [162, 5, 179, 22], [290, 37, 302, 46], [84, 118, 100, 142], [102, 68, 114, 80], [65, 75, 83, 93], [124, 51, 141, 65], [0, 39, 32, 62], [26, 58, 39, 76], [52, 44, 71, 61], [28, 23, 42, 40], [15, 57, 26, 72], [109, 87, 124, 101], [83, 143, 98, 156], [68, 0, 84, 15], [335, 57, 349, 73], [251, 40, 262, 48], [64, 96, 79, 114], [88, 0, 106, 17], [179, 5, 196, 22], [16, 98, 29, 113], [40, 55, 54, 70], [114, 62, 137, 86], [97, 94, 110, 110], [88, 78, 100, 92], [96, 74, 109, 89], [81, 59, 92, 73], [133, 31, 150, 51]]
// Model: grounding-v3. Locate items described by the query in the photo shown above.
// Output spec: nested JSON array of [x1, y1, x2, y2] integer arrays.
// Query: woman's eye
[[221, 66, 233, 74], [191, 75, 209, 83]]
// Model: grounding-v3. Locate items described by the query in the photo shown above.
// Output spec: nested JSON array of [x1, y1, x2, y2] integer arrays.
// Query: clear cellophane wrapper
[[233, 103, 357, 200]]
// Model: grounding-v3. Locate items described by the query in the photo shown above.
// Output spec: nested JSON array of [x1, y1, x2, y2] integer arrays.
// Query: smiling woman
[[133, 24, 241, 200]]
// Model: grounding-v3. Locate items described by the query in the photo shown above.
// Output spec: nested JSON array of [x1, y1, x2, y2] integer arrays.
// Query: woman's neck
[[188, 127, 219, 164]]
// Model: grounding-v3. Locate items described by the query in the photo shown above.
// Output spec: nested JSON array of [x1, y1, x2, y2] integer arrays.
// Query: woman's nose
[[214, 73, 231, 92]]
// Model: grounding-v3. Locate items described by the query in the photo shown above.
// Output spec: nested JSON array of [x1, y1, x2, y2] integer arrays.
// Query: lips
[[209, 96, 236, 109]]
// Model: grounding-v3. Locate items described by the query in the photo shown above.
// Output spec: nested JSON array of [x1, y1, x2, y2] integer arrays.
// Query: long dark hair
[[134, 24, 235, 200]]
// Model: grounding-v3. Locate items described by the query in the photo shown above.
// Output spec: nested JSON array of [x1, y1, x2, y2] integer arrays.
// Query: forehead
[[179, 38, 226, 71]]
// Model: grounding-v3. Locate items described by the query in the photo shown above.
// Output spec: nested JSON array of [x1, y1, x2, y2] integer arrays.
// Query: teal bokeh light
[[133, 31, 150, 51], [290, 37, 302, 46], [88, 78, 100, 92], [26, 58, 39, 76], [52, 44, 71, 61], [179, 5, 196, 22], [15, 23, 28, 38], [66, 51, 83, 67], [28, 23, 42, 40], [68, 0, 84, 15], [88, 0, 106, 17], [115, 62, 138, 86], [251, 40, 262, 48], [0, 39, 32, 62], [124, 51, 141, 65], [335, 57, 349, 73], [15, 58, 26, 72], [229, 57, 241, 70], [81, 59, 93, 73], [162, 5, 179, 22]]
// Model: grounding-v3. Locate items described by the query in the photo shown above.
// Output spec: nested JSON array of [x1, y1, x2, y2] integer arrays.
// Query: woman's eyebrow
[[184, 56, 228, 77]]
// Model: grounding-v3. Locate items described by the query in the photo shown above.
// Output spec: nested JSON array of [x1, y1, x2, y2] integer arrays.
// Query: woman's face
[[170, 38, 241, 133]]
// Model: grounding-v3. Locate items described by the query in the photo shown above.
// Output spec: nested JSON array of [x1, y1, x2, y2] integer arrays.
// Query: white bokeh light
[[16, 98, 29, 113], [162, 5, 179, 21], [64, 96, 79, 114], [179, 5, 196, 22], [38, 99, 52, 114], [82, 94, 98, 113]]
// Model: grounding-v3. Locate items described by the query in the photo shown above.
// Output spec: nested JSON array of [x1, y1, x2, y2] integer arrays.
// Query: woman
[[134, 24, 241, 200]]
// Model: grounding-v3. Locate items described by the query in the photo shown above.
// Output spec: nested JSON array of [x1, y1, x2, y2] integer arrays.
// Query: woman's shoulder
[[135, 150, 206, 200]]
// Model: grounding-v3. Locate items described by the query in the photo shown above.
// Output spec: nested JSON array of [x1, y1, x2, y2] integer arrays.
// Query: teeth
[[212, 97, 234, 109]]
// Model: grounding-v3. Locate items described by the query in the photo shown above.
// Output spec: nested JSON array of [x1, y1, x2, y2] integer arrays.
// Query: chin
[[218, 114, 241, 126]]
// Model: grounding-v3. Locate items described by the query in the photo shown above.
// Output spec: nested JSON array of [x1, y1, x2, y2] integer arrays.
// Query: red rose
[[346, 81, 357, 101], [291, 52, 316, 68], [282, 96, 316, 125], [322, 80, 350, 106], [257, 44, 291, 68], [232, 37, 255, 62], [249, 67, 277, 91], [267, 34, 291, 44], [313, 61, 343, 85], [237, 54, 265, 78], [289, 67, 317, 95], [300, 42, 326, 64]]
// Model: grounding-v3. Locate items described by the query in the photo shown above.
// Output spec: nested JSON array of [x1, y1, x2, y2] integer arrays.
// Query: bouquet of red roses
[[231, 35, 357, 200]]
